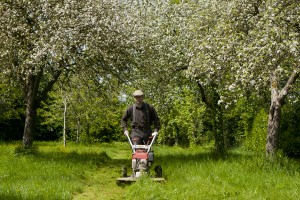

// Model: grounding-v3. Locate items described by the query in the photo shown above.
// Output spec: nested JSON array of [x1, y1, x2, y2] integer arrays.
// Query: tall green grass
[[0, 141, 125, 200], [125, 147, 300, 200], [0, 142, 299, 199]]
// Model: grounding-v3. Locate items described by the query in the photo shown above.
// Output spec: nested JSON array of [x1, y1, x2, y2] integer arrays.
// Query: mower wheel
[[121, 166, 127, 177], [154, 165, 162, 178]]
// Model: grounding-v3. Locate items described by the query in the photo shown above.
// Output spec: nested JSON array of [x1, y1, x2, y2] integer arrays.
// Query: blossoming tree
[[0, 0, 139, 147]]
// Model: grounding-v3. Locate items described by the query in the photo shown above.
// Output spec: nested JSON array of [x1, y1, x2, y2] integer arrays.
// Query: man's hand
[[152, 132, 158, 136], [124, 130, 129, 135]]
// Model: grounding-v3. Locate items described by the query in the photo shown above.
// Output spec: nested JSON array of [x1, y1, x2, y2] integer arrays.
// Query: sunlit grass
[[0, 142, 299, 199], [0, 141, 122, 200], [125, 146, 300, 200]]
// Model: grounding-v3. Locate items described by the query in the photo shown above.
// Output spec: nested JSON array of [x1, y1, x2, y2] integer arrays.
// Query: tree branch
[[278, 67, 300, 102], [36, 68, 62, 108], [196, 81, 210, 108]]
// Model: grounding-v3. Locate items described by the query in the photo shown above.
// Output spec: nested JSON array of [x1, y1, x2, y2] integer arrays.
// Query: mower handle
[[125, 132, 135, 152], [125, 132, 158, 153], [147, 134, 157, 153]]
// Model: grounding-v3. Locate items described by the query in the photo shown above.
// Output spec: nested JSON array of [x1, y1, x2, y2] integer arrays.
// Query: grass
[[124, 147, 300, 200], [0, 142, 299, 199], [0, 141, 128, 200]]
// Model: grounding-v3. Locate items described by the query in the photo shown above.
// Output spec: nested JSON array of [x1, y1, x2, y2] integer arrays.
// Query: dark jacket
[[121, 102, 160, 132]]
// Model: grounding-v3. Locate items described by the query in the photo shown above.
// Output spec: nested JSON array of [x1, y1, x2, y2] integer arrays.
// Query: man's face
[[134, 95, 143, 104]]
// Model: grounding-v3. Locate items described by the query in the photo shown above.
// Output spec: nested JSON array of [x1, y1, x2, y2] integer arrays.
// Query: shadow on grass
[[0, 194, 24, 200], [14, 144, 129, 169], [0, 194, 51, 200], [13, 143, 256, 169]]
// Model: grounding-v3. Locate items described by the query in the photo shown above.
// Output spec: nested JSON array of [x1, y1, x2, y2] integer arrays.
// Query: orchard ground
[[0, 141, 299, 200]]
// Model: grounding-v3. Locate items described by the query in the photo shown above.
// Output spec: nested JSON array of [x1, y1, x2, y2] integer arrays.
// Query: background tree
[[128, 0, 300, 156], [227, 0, 300, 156], [38, 73, 124, 144], [0, 0, 139, 148]]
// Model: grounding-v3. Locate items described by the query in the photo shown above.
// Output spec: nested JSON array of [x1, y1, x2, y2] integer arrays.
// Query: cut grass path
[[73, 144, 130, 200]]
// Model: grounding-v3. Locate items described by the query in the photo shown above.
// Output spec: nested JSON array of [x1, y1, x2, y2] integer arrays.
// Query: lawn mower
[[116, 132, 165, 183]]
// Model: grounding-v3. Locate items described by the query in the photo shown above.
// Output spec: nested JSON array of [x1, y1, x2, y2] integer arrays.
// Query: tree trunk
[[266, 70, 282, 157], [76, 118, 80, 144], [63, 99, 67, 147], [266, 69, 299, 157], [23, 98, 37, 148], [212, 110, 225, 155], [266, 101, 281, 156], [86, 123, 90, 143], [22, 69, 62, 148], [174, 124, 179, 146], [23, 73, 40, 148], [223, 117, 229, 150]]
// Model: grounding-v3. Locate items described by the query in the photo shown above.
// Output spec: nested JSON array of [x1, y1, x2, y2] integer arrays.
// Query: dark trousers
[[131, 128, 152, 145]]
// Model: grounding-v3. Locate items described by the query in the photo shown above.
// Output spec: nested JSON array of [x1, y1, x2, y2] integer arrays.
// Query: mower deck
[[116, 177, 166, 182]]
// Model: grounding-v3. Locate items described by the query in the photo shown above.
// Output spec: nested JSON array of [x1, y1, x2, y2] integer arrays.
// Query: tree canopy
[[1, 0, 300, 157]]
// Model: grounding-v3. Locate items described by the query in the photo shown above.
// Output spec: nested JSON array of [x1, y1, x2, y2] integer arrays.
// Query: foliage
[[0, 0, 142, 146], [0, 75, 25, 140], [37, 74, 124, 144], [181, 0, 300, 155], [227, 0, 300, 156], [0, 79, 24, 122], [158, 87, 206, 147], [280, 97, 300, 157], [122, 1, 231, 152], [225, 95, 265, 147], [244, 109, 268, 153], [0, 0, 300, 156]]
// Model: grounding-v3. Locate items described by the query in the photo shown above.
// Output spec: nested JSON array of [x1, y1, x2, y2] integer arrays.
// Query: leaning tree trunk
[[266, 69, 299, 157]]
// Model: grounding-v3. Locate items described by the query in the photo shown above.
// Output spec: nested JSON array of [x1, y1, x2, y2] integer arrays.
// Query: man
[[121, 90, 160, 145]]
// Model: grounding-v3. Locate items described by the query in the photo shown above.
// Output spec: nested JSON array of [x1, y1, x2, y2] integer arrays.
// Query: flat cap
[[132, 90, 144, 96]]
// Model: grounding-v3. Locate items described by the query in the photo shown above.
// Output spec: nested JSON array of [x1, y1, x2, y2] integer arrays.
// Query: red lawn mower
[[117, 132, 165, 183]]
